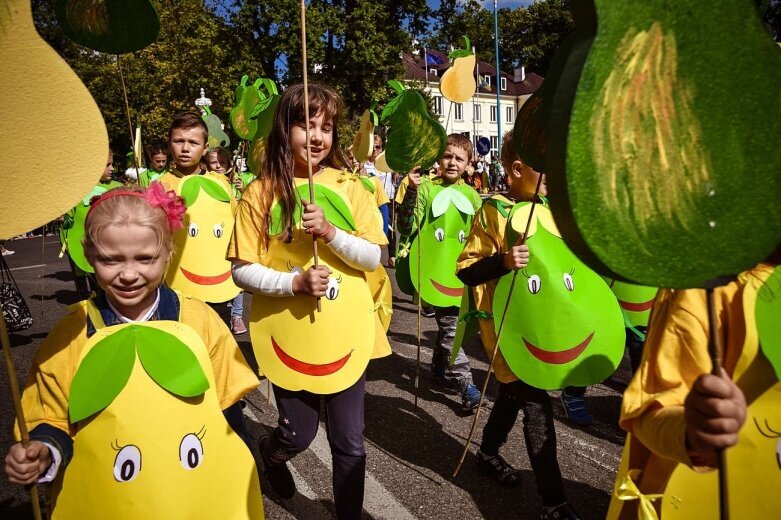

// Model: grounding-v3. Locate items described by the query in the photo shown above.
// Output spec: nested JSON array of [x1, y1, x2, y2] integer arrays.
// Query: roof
[[403, 49, 543, 97]]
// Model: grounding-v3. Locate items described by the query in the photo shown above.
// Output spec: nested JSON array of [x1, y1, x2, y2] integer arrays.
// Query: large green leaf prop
[[542, 1, 781, 288], [202, 108, 230, 149], [65, 181, 122, 273], [69, 325, 209, 423], [757, 266, 781, 379], [410, 185, 475, 308], [493, 204, 624, 390], [381, 80, 446, 173], [247, 79, 281, 174], [268, 184, 357, 237], [394, 234, 416, 296], [55, 0, 160, 54], [180, 175, 231, 207]]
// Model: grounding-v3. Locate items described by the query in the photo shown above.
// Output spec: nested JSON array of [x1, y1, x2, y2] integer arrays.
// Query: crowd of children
[[3, 79, 774, 520]]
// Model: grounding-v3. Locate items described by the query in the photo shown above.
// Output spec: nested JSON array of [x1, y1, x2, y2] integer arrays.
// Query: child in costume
[[207, 146, 249, 335], [138, 140, 169, 187], [606, 249, 781, 519], [159, 111, 211, 191], [227, 83, 387, 519], [5, 184, 263, 518], [396, 133, 487, 412], [456, 131, 581, 520]]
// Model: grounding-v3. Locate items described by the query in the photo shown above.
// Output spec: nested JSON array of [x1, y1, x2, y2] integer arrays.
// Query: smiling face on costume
[[290, 110, 333, 177], [169, 127, 208, 173], [90, 224, 168, 320], [493, 203, 624, 390], [439, 144, 470, 184]]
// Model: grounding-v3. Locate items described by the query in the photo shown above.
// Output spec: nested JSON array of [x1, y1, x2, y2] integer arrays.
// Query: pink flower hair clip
[[146, 181, 186, 231]]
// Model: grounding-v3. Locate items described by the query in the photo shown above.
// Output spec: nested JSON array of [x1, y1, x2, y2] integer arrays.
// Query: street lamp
[[194, 87, 212, 115]]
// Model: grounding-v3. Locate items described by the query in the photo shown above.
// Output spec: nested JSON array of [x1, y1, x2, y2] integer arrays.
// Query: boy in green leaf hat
[[396, 133, 487, 412]]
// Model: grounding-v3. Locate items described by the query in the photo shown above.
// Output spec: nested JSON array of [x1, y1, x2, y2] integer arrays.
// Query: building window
[[454, 103, 463, 121], [483, 74, 491, 88], [490, 105, 498, 123], [473, 104, 481, 122], [506, 106, 514, 123], [490, 136, 499, 155], [501, 77, 507, 91], [434, 96, 443, 116], [430, 69, 438, 77]]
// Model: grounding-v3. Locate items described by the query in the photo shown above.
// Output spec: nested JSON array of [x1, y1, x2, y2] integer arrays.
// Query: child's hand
[[292, 266, 332, 297], [5, 441, 51, 485], [233, 176, 243, 190], [684, 368, 747, 465], [407, 167, 422, 187], [502, 244, 530, 271], [301, 200, 336, 242]]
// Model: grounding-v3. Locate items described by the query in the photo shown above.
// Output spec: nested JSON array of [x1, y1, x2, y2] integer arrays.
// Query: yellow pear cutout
[[375, 151, 391, 173], [166, 175, 240, 303], [0, 0, 108, 239], [440, 36, 477, 103], [54, 322, 263, 519], [352, 104, 378, 162], [662, 382, 781, 519]]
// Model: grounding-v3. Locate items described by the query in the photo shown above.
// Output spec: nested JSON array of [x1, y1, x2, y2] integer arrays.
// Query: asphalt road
[[0, 235, 630, 519]]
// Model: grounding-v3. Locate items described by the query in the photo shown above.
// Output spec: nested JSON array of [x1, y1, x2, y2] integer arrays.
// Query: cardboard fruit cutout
[[56, 322, 263, 519], [394, 234, 416, 296], [661, 382, 781, 519], [230, 76, 263, 141], [543, 1, 781, 288], [375, 151, 391, 173], [493, 203, 624, 390], [63, 181, 123, 273], [352, 101, 379, 162], [606, 279, 659, 329], [409, 184, 477, 308], [247, 79, 281, 175], [756, 265, 781, 379], [55, 0, 159, 54], [381, 80, 447, 173], [250, 173, 376, 394], [440, 36, 477, 103], [166, 175, 240, 303], [1, 0, 108, 239], [202, 107, 230, 149]]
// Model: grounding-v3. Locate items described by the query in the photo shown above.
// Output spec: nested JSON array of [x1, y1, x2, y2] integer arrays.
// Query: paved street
[[1, 235, 629, 519]]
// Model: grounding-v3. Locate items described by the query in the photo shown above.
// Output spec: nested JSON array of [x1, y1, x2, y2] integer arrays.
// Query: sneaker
[[560, 391, 592, 426], [1, 248, 14, 256], [475, 450, 522, 487], [541, 502, 582, 520], [259, 435, 296, 499], [231, 315, 248, 335], [461, 383, 490, 412], [421, 306, 436, 318]]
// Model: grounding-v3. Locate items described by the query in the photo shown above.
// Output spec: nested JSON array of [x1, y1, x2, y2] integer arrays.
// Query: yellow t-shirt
[[394, 175, 409, 205], [607, 264, 777, 519], [371, 176, 390, 207], [455, 194, 517, 384], [17, 295, 259, 438]]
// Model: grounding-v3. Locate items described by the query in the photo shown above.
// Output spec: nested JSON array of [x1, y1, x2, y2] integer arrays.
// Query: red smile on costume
[[272, 337, 352, 376], [522, 332, 595, 365], [180, 267, 232, 285]]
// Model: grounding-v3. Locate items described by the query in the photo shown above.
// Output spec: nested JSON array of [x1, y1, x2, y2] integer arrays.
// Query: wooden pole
[[706, 286, 729, 520], [414, 184, 423, 410], [300, 0, 321, 312], [1, 314, 43, 520], [116, 56, 142, 182]]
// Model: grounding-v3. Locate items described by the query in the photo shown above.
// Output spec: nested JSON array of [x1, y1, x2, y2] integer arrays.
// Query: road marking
[[256, 382, 417, 520], [9, 263, 46, 271]]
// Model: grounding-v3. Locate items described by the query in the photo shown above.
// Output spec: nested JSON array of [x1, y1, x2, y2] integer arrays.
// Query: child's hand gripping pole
[[1, 315, 44, 520], [452, 172, 544, 478]]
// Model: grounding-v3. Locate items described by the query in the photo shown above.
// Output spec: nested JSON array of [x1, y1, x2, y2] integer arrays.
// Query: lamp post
[[195, 87, 212, 115], [493, 0, 502, 160]]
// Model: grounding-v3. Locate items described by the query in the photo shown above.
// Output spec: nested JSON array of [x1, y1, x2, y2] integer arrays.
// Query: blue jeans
[[231, 293, 243, 318]]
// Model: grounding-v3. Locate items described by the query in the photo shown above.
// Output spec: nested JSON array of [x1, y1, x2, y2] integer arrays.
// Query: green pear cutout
[[64, 181, 123, 273], [202, 108, 230, 149], [381, 80, 446, 173], [757, 265, 781, 379], [493, 203, 624, 390], [542, 1, 781, 288], [55, 0, 160, 54]]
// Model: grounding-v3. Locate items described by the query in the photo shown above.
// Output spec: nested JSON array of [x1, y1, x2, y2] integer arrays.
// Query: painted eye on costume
[[458, 230, 466, 243], [326, 277, 340, 300], [213, 223, 224, 238], [563, 273, 574, 292], [113, 444, 141, 482], [434, 228, 445, 242], [527, 274, 541, 295], [188, 223, 199, 237], [179, 430, 205, 470]]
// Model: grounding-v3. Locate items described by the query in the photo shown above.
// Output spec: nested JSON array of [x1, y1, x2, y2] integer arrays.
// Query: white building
[[403, 48, 543, 161]]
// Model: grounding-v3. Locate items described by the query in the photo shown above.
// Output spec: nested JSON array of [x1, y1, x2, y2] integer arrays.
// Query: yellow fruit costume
[[17, 292, 262, 519], [607, 264, 780, 519], [228, 168, 388, 394]]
